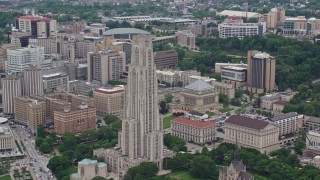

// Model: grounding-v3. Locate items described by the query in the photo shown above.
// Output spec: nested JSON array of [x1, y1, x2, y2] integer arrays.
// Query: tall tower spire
[[120, 35, 163, 164]]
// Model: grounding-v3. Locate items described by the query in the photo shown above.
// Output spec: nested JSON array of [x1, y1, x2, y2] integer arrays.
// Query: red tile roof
[[225, 115, 269, 130], [172, 117, 215, 128], [18, 16, 51, 21]]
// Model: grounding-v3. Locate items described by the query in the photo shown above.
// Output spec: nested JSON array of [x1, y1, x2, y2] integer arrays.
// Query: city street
[[13, 125, 54, 180]]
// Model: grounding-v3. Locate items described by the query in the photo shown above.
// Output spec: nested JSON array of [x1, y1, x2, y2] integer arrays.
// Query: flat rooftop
[[219, 10, 261, 18]]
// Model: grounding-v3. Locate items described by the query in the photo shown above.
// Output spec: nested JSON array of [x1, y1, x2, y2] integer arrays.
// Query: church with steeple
[[219, 138, 254, 180]]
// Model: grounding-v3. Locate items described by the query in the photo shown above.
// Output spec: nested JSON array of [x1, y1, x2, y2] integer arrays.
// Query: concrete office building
[[307, 129, 320, 147], [22, 66, 43, 96], [54, 103, 96, 135], [0, 125, 14, 151], [72, 21, 86, 34], [43, 73, 69, 92], [215, 62, 247, 74], [14, 96, 46, 133], [0, 43, 20, 72], [218, 22, 265, 39], [176, 30, 196, 50], [282, 16, 308, 36], [93, 35, 165, 178], [221, 66, 247, 82], [225, 115, 279, 154], [171, 116, 216, 144], [154, 50, 178, 70], [245, 50, 276, 93], [87, 50, 125, 84], [2, 75, 22, 116], [180, 80, 220, 111], [6, 45, 46, 73], [93, 86, 124, 117], [269, 112, 304, 144], [71, 159, 108, 180]]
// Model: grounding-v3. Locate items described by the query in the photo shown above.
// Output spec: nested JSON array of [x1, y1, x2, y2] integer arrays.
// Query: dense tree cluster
[[283, 83, 320, 117], [192, 35, 320, 91], [163, 134, 187, 152], [47, 117, 121, 179], [124, 162, 159, 180]]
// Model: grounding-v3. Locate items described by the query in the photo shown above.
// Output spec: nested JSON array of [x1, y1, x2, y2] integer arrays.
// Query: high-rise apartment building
[[54, 103, 96, 135], [22, 66, 43, 96], [87, 50, 125, 84], [93, 35, 164, 178], [93, 86, 124, 117], [2, 75, 22, 116], [176, 30, 196, 50], [0, 43, 20, 72], [266, 7, 286, 29], [6, 45, 45, 73], [245, 50, 276, 93], [14, 96, 46, 133], [15, 16, 57, 38]]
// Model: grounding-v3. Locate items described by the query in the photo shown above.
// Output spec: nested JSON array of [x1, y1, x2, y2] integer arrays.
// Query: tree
[[294, 139, 306, 155], [124, 162, 158, 180], [35, 137, 44, 147], [235, 89, 244, 98], [88, 90, 93, 97], [37, 124, 45, 138], [177, 81, 183, 87], [104, 115, 120, 125], [39, 142, 51, 154], [219, 93, 229, 107], [164, 93, 173, 103], [190, 155, 218, 178], [164, 134, 187, 152], [159, 100, 168, 114]]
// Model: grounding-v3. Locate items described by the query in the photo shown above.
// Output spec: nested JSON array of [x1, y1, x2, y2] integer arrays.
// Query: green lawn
[[218, 107, 232, 113], [163, 115, 175, 129], [205, 111, 215, 116], [155, 171, 209, 180], [0, 175, 11, 180]]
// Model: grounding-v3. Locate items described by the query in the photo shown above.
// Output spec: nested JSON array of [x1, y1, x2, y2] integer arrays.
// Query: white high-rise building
[[6, 46, 45, 73], [94, 35, 165, 178]]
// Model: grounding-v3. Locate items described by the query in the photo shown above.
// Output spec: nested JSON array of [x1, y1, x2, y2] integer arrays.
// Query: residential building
[[54, 103, 96, 134], [171, 116, 216, 144], [305, 116, 320, 131], [219, 144, 253, 180], [188, 22, 208, 37], [260, 94, 281, 110], [6, 45, 46, 73], [266, 7, 286, 29], [176, 30, 196, 50], [269, 112, 304, 144], [218, 22, 265, 39], [43, 73, 69, 92], [180, 80, 220, 111], [72, 21, 86, 34], [14, 96, 46, 133], [154, 50, 178, 70], [2, 75, 22, 116], [245, 50, 276, 94], [93, 35, 165, 179], [0, 125, 14, 151], [22, 66, 43, 96], [15, 16, 57, 38], [225, 115, 279, 154], [93, 86, 124, 117], [70, 159, 108, 180], [87, 50, 125, 84]]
